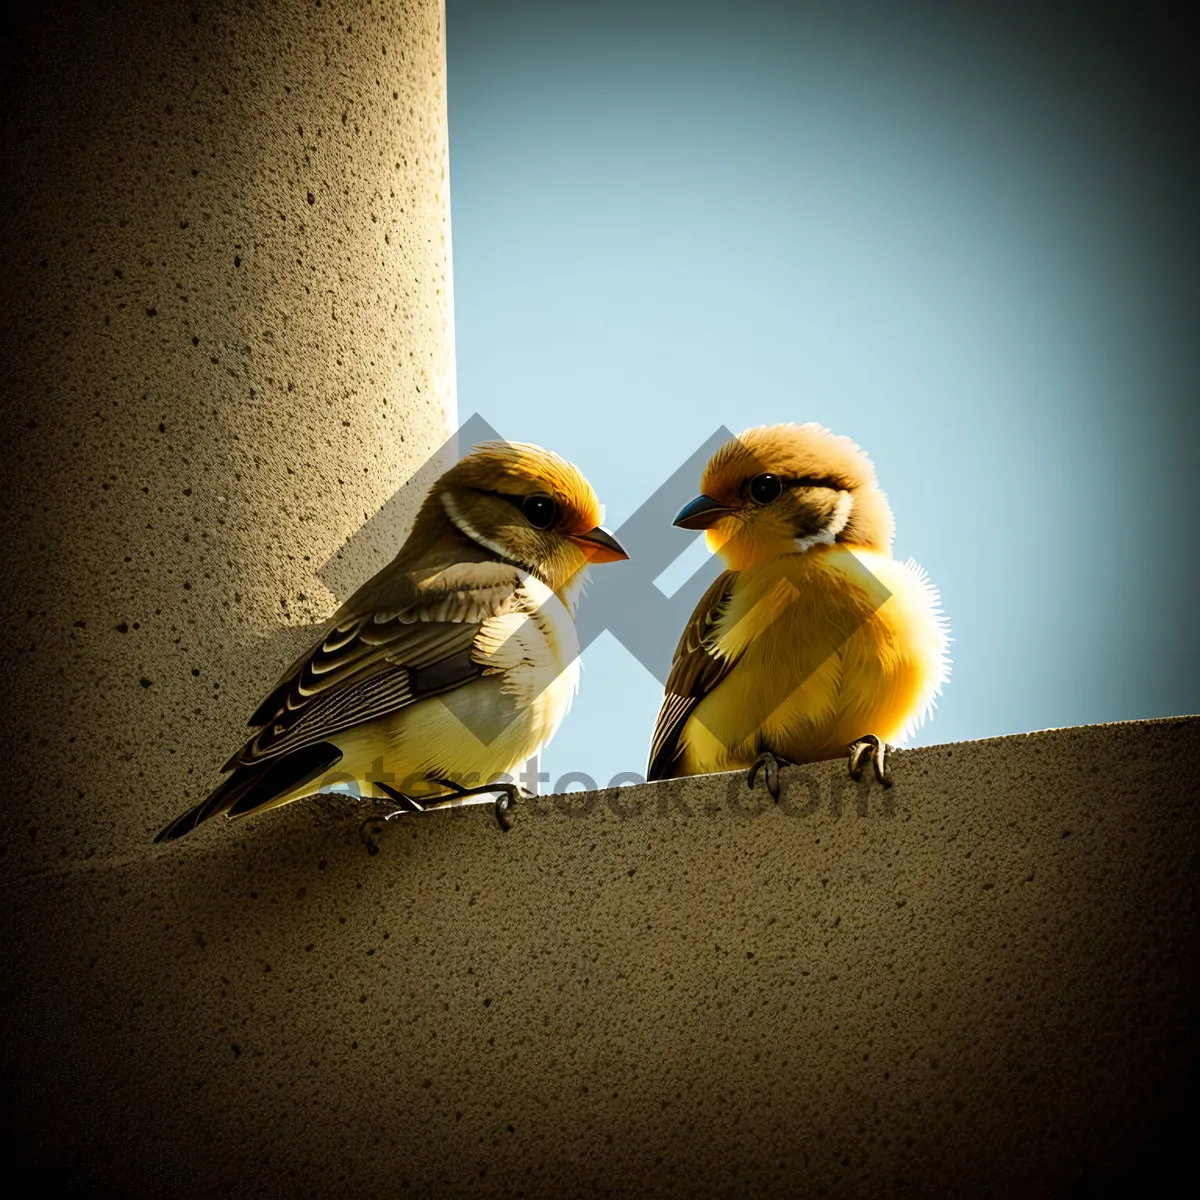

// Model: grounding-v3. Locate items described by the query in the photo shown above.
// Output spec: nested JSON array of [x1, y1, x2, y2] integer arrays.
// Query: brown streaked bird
[[647, 423, 949, 795], [155, 442, 627, 841]]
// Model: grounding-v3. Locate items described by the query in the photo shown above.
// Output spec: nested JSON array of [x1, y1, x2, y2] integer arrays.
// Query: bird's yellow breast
[[264, 577, 582, 808], [234, 675, 570, 812], [679, 545, 948, 775]]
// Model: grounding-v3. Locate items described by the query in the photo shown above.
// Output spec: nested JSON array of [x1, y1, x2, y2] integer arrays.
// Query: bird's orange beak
[[568, 525, 629, 563], [673, 495, 732, 530]]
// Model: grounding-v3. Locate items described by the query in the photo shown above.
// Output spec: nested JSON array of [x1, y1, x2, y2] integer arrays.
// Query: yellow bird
[[156, 442, 627, 840], [647, 423, 949, 794]]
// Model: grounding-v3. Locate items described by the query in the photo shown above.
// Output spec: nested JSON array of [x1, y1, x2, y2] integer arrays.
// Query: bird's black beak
[[569, 525, 629, 563], [673, 495, 732, 530]]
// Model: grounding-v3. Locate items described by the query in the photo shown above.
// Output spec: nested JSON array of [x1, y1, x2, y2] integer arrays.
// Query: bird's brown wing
[[227, 560, 525, 770], [646, 570, 740, 780], [154, 561, 526, 842]]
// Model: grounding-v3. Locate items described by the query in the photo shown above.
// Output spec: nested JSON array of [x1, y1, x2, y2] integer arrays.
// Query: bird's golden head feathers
[[413, 441, 627, 598], [443, 441, 607, 533], [676, 423, 895, 568]]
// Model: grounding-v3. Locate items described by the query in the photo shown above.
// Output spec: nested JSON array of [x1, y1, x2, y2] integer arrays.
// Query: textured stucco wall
[[4, 717, 1196, 1195], [0, 0, 456, 871]]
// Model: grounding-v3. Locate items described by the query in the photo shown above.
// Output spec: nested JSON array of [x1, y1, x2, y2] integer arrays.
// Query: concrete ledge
[[3, 716, 1196, 1196]]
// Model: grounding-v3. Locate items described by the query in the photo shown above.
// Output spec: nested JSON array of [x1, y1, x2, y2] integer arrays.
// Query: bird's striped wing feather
[[646, 570, 740, 780], [155, 563, 527, 841], [227, 562, 524, 770]]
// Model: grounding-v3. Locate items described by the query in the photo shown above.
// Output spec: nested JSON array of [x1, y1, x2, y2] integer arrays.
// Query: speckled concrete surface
[[0, 0, 456, 871], [3, 718, 1196, 1195]]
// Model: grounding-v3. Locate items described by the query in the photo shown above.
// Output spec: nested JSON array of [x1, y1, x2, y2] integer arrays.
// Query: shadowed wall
[[0, 0, 456, 871], [4, 718, 1197, 1195]]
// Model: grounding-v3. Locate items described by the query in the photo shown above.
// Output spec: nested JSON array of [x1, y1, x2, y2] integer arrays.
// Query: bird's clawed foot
[[372, 778, 528, 831], [492, 786, 519, 832], [375, 781, 426, 820], [848, 734, 893, 789], [359, 783, 424, 854], [747, 751, 791, 801], [433, 778, 527, 832]]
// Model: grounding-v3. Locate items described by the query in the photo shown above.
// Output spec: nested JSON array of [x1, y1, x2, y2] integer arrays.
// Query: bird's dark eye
[[521, 494, 558, 529], [749, 473, 783, 505]]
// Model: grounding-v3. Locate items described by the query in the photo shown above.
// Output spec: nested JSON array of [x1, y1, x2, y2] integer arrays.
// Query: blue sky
[[445, 1, 1199, 788]]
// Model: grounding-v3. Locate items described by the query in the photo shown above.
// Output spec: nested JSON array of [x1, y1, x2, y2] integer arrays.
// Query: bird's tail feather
[[154, 742, 343, 842]]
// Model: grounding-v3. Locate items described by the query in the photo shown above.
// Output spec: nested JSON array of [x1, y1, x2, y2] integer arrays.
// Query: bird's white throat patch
[[794, 490, 854, 554]]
